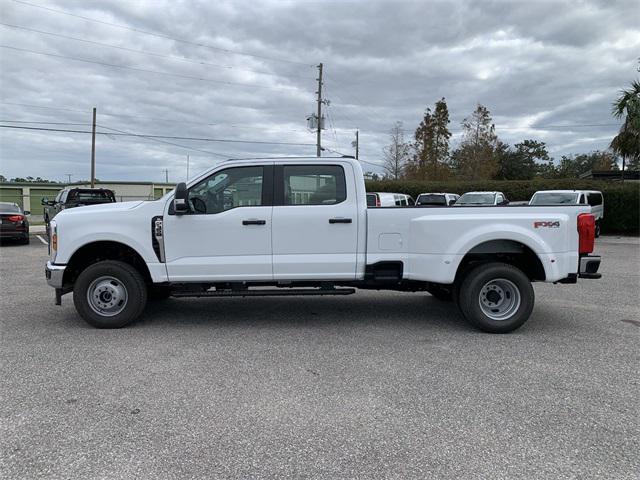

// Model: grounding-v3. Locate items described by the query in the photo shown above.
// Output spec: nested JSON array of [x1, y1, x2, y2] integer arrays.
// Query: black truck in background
[[42, 187, 116, 235]]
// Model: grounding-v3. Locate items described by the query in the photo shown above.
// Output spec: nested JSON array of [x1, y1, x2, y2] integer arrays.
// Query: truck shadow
[[136, 293, 471, 333]]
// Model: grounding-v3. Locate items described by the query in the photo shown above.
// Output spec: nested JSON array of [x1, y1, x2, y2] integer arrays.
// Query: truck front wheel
[[73, 260, 147, 328], [458, 263, 534, 333]]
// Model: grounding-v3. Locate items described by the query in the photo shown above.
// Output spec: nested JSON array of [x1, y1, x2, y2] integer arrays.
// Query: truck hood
[[54, 200, 165, 225], [62, 200, 145, 214]]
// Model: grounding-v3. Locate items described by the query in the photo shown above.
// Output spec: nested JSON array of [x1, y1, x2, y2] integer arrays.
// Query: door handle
[[329, 218, 352, 224], [242, 219, 266, 225]]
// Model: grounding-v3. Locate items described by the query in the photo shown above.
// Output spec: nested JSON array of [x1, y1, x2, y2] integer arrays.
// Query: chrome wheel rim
[[87, 276, 128, 317], [479, 278, 521, 321]]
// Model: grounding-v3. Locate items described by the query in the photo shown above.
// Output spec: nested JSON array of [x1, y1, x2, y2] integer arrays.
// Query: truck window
[[366, 193, 377, 207], [417, 194, 446, 206], [283, 165, 346, 205], [188, 166, 264, 214], [530, 192, 579, 205], [587, 193, 603, 206], [67, 190, 115, 202]]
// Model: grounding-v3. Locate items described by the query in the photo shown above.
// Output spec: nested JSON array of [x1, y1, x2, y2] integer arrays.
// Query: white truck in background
[[529, 190, 604, 237], [45, 157, 601, 333]]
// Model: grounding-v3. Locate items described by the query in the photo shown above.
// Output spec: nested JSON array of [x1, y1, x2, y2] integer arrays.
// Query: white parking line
[[36, 235, 48, 246]]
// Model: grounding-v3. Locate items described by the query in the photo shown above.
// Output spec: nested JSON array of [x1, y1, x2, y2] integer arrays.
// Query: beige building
[[0, 181, 175, 221]]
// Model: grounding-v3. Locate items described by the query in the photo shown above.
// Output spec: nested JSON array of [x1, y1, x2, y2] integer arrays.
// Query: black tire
[[73, 260, 147, 328], [458, 262, 534, 333], [148, 285, 171, 301], [20, 235, 30, 245], [426, 284, 453, 302], [595, 220, 601, 238]]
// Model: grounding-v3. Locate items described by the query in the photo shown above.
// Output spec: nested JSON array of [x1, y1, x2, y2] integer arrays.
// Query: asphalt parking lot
[[1, 236, 638, 479]]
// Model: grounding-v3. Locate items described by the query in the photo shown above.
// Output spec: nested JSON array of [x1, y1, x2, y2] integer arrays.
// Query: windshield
[[530, 192, 578, 205], [416, 194, 446, 206], [456, 193, 495, 205]]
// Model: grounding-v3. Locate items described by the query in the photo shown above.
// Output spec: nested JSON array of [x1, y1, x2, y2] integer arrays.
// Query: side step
[[171, 287, 356, 298]]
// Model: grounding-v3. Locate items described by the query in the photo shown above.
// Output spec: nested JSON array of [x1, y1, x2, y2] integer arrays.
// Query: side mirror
[[173, 182, 189, 214], [23, 210, 31, 215], [41, 197, 48, 205]]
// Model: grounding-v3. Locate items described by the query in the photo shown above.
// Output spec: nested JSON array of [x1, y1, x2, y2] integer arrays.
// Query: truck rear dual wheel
[[458, 262, 534, 333], [73, 260, 147, 328]]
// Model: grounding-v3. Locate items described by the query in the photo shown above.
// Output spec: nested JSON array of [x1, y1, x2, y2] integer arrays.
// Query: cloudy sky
[[0, 0, 638, 182]]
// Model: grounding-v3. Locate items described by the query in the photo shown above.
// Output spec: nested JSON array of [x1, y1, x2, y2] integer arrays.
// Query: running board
[[171, 287, 356, 298]]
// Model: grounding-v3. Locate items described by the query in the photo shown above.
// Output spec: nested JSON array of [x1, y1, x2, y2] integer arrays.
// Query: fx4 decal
[[534, 221, 560, 228]]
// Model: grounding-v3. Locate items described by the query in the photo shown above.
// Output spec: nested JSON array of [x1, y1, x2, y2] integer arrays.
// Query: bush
[[365, 178, 640, 235]]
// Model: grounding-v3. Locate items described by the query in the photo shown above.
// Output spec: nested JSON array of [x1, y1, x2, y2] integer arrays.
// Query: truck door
[[271, 163, 359, 280], [163, 164, 273, 282]]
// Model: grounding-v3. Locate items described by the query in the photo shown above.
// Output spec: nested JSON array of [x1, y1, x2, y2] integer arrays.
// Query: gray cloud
[[0, 0, 638, 181]]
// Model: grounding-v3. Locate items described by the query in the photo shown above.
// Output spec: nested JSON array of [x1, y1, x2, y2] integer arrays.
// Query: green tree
[[408, 98, 451, 180], [544, 151, 618, 178], [610, 80, 640, 173], [494, 139, 550, 180], [452, 104, 498, 180]]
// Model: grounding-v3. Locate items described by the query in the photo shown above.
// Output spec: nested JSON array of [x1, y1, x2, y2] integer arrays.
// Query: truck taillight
[[376, 195, 381, 207], [577, 213, 595, 254]]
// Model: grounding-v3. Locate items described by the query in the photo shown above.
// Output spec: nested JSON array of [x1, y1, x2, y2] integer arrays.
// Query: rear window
[[0, 202, 20, 212], [530, 192, 578, 205], [417, 194, 446, 206], [68, 190, 115, 202], [366, 193, 377, 207], [587, 193, 603, 206], [283, 165, 346, 205]]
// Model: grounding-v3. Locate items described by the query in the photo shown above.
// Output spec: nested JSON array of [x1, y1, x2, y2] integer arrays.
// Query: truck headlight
[[50, 220, 58, 259]]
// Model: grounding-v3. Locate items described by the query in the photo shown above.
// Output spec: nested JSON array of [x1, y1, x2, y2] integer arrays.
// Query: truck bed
[[366, 205, 588, 283]]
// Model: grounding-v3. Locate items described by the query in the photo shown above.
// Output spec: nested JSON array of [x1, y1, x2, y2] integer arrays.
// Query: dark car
[[0, 202, 30, 244], [42, 187, 116, 233]]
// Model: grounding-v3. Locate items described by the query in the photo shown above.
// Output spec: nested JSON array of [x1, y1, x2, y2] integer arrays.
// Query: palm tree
[[610, 80, 640, 178]]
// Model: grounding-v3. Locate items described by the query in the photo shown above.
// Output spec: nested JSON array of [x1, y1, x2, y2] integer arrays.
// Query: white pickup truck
[[45, 157, 601, 333]]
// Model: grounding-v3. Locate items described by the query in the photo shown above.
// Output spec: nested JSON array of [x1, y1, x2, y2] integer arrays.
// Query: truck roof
[[532, 190, 601, 194], [224, 156, 355, 163]]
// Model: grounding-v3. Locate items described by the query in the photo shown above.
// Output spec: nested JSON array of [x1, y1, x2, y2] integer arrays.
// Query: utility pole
[[355, 130, 359, 159], [186, 155, 190, 181], [64, 173, 73, 184], [316, 62, 323, 157], [162, 169, 169, 183], [90, 107, 96, 188]]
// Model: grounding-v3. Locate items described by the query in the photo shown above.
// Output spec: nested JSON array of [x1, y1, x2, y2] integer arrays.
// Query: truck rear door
[[271, 163, 359, 280]]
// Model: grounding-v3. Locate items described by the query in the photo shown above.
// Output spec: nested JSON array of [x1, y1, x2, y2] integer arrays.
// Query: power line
[[10, 0, 313, 67], [0, 22, 315, 80], [322, 146, 383, 168], [0, 124, 317, 146], [96, 123, 230, 158], [0, 45, 305, 92], [0, 120, 90, 126], [0, 102, 314, 133]]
